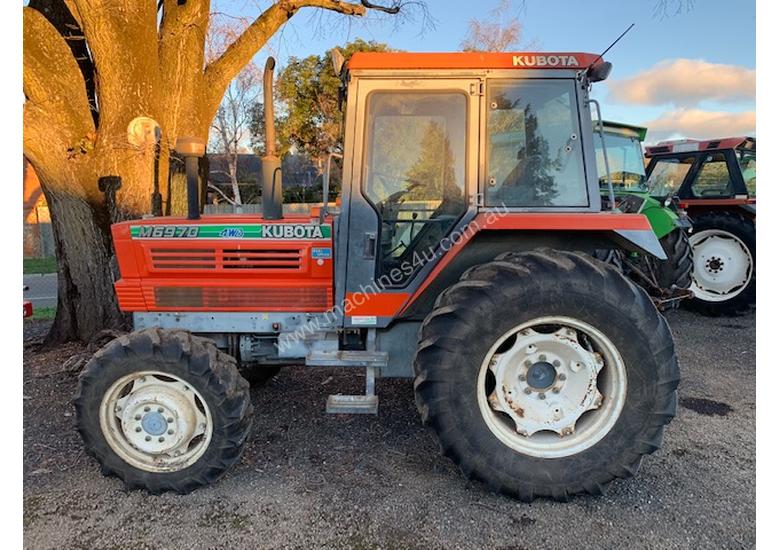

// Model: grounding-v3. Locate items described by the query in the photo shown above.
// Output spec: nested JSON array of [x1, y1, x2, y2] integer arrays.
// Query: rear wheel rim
[[99, 371, 213, 473], [689, 229, 753, 302], [477, 316, 627, 459]]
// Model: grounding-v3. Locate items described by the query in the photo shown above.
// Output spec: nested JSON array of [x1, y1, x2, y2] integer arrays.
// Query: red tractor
[[645, 137, 756, 315], [75, 52, 678, 501]]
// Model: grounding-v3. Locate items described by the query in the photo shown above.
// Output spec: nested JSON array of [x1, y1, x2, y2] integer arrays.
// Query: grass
[[24, 258, 57, 274], [28, 307, 56, 321]]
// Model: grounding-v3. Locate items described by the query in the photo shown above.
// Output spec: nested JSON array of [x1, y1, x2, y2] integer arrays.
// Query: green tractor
[[594, 121, 693, 309]]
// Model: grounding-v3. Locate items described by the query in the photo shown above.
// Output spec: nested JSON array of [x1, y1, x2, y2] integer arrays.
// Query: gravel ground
[[23, 310, 755, 549]]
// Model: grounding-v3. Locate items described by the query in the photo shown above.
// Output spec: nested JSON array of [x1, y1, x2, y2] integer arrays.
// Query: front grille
[[154, 286, 331, 310], [222, 248, 301, 269], [148, 247, 302, 271], [151, 248, 216, 269]]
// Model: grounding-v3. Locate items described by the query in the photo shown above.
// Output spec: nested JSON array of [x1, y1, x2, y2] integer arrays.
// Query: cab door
[[339, 77, 481, 328]]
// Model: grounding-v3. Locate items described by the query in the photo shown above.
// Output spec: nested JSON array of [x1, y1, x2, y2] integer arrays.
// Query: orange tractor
[[76, 52, 679, 501]]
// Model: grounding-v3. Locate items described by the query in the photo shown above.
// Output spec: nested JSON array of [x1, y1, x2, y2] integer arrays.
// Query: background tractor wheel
[[654, 228, 694, 290], [75, 328, 253, 494], [685, 212, 755, 316], [413, 249, 678, 502]]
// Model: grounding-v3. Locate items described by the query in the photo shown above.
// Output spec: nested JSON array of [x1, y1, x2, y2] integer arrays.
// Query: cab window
[[362, 92, 468, 285], [595, 132, 647, 192], [646, 156, 695, 197], [485, 80, 587, 208], [691, 153, 733, 198], [737, 150, 756, 197]]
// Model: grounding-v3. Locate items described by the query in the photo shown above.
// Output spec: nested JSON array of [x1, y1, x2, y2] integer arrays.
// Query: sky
[[217, 0, 756, 143]]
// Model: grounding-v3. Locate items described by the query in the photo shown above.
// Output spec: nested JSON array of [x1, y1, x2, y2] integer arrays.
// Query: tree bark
[[41, 181, 127, 344]]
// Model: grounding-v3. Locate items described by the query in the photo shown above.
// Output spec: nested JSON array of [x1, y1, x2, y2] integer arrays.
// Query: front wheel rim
[[477, 316, 627, 459], [689, 229, 753, 302], [99, 371, 214, 473]]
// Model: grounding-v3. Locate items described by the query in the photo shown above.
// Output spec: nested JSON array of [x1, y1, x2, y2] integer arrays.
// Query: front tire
[[75, 328, 253, 494], [413, 250, 678, 501], [685, 212, 755, 316]]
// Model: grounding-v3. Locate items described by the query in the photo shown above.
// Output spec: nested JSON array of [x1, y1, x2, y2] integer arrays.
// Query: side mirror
[[330, 48, 345, 76], [587, 61, 613, 83]]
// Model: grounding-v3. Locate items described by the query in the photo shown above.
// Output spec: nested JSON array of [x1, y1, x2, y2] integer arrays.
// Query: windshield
[[595, 131, 647, 192], [646, 155, 696, 197]]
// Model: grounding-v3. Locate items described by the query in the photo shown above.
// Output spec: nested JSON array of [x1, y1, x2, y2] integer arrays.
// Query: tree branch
[[23, 8, 94, 145], [207, 183, 238, 205], [205, 0, 368, 92]]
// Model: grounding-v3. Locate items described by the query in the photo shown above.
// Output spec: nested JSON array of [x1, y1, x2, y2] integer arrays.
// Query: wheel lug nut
[[524, 360, 532, 367], [539, 354, 547, 361], [135, 427, 142, 432], [553, 360, 561, 367], [519, 375, 526, 381], [135, 414, 141, 420], [157, 407, 164, 413], [167, 429, 174, 435], [538, 393, 546, 400], [158, 437, 165, 443], [145, 435, 151, 442], [144, 406, 150, 412], [167, 417, 173, 423], [552, 388, 560, 394], [524, 388, 532, 395], [559, 374, 567, 381]]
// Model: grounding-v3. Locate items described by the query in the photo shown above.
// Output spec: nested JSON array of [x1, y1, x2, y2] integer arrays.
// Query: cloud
[[644, 109, 756, 142], [609, 59, 755, 107]]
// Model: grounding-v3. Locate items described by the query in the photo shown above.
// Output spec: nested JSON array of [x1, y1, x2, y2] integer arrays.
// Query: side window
[[737, 150, 756, 197], [363, 92, 468, 285], [691, 153, 733, 197], [646, 156, 695, 197], [485, 80, 587, 207]]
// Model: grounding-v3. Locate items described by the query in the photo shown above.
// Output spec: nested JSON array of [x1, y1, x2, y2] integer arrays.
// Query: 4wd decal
[[130, 224, 332, 240]]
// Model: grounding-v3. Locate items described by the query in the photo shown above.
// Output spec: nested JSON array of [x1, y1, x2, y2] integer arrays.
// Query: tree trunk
[[229, 154, 242, 205], [38, 175, 127, 344]]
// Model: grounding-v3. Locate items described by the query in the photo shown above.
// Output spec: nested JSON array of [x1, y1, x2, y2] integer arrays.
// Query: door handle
[[363, 232, 377, 259]]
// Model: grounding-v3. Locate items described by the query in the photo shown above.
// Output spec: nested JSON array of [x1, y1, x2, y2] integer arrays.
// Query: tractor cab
[[645, 136, 756, 207]]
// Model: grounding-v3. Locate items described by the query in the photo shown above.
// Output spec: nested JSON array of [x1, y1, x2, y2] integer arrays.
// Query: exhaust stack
[[174, 136, 206, 220], [261, 57, 283, 220]]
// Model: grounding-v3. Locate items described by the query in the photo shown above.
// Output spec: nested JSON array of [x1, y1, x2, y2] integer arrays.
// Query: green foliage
[[29, 306, 56, 320], [272, 39, 391, 162], [24, 257, 57, 274]]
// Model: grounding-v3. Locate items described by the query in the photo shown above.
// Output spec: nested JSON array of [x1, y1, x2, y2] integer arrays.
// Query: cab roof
[[602, 120, 648, 142], [348, 52, 602, 71], [645, 136, 755, 156]]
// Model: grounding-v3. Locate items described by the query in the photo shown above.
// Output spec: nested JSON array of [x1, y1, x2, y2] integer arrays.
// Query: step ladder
[[305, 349, 387, 415]]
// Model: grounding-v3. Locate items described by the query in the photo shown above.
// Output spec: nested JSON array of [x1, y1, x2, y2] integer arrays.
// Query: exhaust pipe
[[174, 136, 206, 220], [261, 57, 283, 220]]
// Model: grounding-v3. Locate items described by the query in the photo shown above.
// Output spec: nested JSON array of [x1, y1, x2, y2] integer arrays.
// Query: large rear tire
[[75, 328, 253, 494], [685, 212, 755, 316], [413, 249, 678, 501]]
